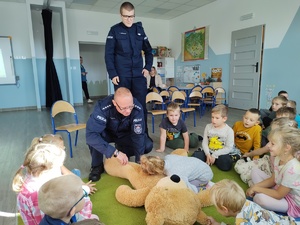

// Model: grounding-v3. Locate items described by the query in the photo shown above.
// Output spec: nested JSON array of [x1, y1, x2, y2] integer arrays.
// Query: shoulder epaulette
[[134, 104, 142, 111], [135, 21, 142, 27]]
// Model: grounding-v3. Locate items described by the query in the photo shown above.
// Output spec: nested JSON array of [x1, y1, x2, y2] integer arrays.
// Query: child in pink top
[[246, 127, 300, 218], [12, 134, 98, 225]]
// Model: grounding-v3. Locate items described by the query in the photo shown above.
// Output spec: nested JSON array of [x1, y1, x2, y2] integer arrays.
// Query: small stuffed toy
[[145, 175, 211, 225]]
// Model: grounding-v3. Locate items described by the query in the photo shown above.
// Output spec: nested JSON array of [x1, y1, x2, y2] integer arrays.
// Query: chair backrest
[[201, 86, 215, 94], [167, 86, 180, 93], [146, 92, 164, 104], [171, 91, 186, 103], [191, 85, 202, 92], [215, 87, 226, 94], [160, 90, 170, 98], [189, 90, 203, 99], [51, 100, 76, 117], [186, 83, 195, 88], [180, 90, 187, 98], [152, 86, 160, 93]]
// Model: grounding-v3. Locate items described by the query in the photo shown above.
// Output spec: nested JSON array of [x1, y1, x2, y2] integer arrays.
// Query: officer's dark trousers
[[89, 132, 153, 167], [114, 76, 149, 133]]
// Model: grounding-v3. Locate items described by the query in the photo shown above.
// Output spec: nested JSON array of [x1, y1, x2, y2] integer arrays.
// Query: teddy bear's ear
[[170, 149, 188, 156]]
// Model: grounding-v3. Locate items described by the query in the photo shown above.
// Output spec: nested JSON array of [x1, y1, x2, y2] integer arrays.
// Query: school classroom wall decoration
[[182, 26, 209, 61]]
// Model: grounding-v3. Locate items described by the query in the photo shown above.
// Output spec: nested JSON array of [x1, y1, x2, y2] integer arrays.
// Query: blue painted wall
[[175, 7, 300, 113], [260, 7, 300, 110]]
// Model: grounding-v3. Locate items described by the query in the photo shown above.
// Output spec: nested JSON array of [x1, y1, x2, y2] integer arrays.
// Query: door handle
[[252, 62, 258, 73]]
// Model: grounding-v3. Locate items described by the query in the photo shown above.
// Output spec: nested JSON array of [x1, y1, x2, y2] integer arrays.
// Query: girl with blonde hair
[[12, 134, 97, 225], [246, 126, 300, 218], [140, 154, 213, 193]]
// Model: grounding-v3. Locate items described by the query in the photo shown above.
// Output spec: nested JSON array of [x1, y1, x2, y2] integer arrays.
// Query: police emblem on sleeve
[[134, 124, 142, 134]]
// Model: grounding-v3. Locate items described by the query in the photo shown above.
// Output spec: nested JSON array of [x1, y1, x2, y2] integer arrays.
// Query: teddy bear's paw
[[115, 185, 150, 207]]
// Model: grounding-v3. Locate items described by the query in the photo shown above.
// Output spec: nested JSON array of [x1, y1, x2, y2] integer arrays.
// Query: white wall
[[1, 0, 300, 111], [169, 0, 300, 58], [67, 10, 170, 59]]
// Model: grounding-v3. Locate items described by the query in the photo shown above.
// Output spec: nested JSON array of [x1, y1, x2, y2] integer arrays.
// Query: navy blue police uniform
[[105, 21, 153, 132], [86, 95, 153, 173]]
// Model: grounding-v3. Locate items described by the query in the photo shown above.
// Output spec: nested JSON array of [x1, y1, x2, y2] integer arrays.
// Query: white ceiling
[[0, 0, 216, 20]]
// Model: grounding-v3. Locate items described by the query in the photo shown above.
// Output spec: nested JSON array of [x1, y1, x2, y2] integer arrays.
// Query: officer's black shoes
[[89, 163, 105, 182]]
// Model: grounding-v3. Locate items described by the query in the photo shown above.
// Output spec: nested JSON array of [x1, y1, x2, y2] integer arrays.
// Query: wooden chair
[[201, 86, 217, 112], [167, 86, 180, 95], [190, 85, 203, 92], [50, 100, 86, 158], [155, 90, 170, 107], [215, 87, 227, 105], [171, 91, 196, 127], [152, 86, 160, 93], [146, 92, 167, 133], [187, 91, 203, 118], [185, 83, 195, 88]]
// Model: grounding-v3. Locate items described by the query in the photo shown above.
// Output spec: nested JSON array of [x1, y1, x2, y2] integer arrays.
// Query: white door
[[228, 25, 264, 110]]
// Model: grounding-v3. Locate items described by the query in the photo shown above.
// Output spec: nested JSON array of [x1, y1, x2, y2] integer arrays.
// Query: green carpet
[[18, 165, 247, 225], [89, 164, 247, 225]]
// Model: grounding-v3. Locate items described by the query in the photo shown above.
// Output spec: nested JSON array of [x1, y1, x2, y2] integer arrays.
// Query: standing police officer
[[105, 1, 153, 135], [86, 87, 153, 182]]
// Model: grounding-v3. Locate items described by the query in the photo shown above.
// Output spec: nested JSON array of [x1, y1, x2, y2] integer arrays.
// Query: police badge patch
[[134, 124, 142, 134]]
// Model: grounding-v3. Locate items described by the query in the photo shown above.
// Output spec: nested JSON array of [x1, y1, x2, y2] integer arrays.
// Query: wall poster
[[182, 26, 209, 61]]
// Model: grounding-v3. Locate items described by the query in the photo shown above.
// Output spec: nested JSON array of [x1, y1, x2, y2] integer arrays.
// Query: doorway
[[228, 25, 265, 110], [79, 43, 108, 98]]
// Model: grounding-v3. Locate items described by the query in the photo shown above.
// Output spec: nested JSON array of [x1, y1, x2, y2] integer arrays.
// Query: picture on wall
[[182, 26, 209, 61], [183, 65, 200, 83]]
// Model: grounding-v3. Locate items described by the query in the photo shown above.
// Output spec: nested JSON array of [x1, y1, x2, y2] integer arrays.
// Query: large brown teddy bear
[[103, 149, 187, 207], [145, 174, 211, 225], [104, 149, 212, 217]]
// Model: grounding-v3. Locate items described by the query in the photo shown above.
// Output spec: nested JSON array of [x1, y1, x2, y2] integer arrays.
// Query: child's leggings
[[251, 168, 289, 213]]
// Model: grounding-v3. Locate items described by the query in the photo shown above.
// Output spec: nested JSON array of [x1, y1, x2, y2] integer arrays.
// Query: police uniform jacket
[[86, 95, 145, 158], [105, 21, 153, 79]]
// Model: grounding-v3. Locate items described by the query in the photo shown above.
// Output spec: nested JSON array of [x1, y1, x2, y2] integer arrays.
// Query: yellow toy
[[208, 136, 223, 150]]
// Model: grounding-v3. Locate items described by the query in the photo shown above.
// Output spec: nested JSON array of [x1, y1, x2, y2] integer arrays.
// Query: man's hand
[[116, 151, 128, 165], [142, 69, 149, 77], [112, 76, 119, 85]]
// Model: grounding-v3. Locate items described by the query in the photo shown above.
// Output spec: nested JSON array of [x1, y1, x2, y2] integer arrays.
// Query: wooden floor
[[0, 99, 245, 225]]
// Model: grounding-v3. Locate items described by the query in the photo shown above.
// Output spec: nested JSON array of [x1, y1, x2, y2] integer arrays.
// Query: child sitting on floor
[[232, 108, 261, 160], [156, 102, 200, 153], [246, 126, 300, 218], [234, 117, 298, 186], [196, 104, 235, 171], [287, 100, 300, 128], [12, 134, 97, 225], [261, 95, 288, 129], [39, 174, 104, 225], [261, 106, 296, 146], [207, 179, 298, 224]]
